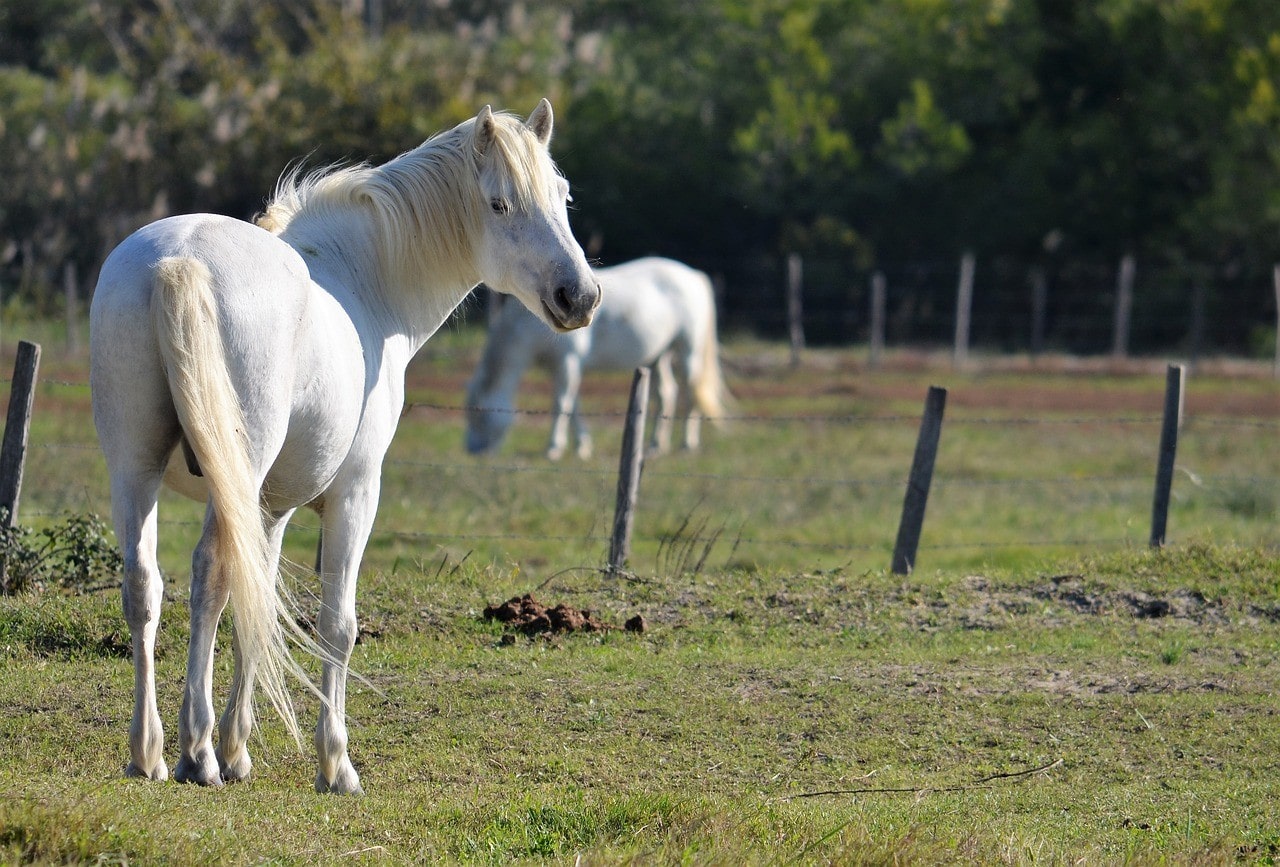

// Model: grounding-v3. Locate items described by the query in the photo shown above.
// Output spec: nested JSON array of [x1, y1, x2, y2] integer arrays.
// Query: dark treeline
[[3, 0, 1280, 355]]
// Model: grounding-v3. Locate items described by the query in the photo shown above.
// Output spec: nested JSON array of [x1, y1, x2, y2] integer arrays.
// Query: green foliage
[[6, 0, 1280, 346], [0, 512, 122, 596]]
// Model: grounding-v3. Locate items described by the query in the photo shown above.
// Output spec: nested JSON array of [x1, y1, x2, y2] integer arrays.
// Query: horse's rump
[[150, 255, 307, 746]]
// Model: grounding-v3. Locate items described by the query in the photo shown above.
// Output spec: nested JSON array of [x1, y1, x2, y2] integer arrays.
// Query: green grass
[[3, 330, 1280, 862], [2, 544, 1280, 862]]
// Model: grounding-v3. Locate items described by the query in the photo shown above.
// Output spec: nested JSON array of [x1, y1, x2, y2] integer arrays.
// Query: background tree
[[3, 0, 1280, 353]]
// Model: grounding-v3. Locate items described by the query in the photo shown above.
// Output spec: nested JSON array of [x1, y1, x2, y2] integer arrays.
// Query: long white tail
[[151, 256, 305, 747], [691, 272, 730, 423]]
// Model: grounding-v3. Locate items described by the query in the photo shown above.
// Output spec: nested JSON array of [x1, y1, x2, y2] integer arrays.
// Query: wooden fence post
[[1188, 282, 1205, 372], [1029, 265, 1048, 358], [1149, 364, 1184, 548], [869, 271, 886, 369], [1112, 253, 1135, 360], [891, 385, 947, 575], [953, 252, 975, 368], [787, 253, 804, 367], [63, 262, 80, 355], [1272, 264, 1279, 378], [0, 341, 41, 588], [609, 367, 651, 572]]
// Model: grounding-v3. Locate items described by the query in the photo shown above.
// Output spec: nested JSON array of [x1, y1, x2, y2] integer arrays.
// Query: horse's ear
[[474, 105, 496, 156], [526, 98, 554, 146]]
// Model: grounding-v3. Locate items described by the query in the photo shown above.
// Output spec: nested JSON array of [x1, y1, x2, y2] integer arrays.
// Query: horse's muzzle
[[545, 280, 601, 331]]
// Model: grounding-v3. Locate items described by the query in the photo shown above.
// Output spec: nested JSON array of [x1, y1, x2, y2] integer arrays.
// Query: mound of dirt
[[483, 593, 646, 637]]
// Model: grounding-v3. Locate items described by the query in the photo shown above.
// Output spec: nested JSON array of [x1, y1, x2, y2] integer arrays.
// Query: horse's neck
[[284, 216, 478, 353]]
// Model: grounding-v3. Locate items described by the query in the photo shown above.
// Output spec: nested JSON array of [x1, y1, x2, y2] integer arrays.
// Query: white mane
[[256, 112, 564, 298]]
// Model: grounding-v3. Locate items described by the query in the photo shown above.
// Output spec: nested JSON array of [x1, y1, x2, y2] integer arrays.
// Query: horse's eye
[[490, 198, 512, 215]]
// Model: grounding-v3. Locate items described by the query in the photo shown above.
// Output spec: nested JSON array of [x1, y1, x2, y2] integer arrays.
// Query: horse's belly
[[261, 411, 362, 511], [588, 332, 672, 368], [159, 446, 335, 510]]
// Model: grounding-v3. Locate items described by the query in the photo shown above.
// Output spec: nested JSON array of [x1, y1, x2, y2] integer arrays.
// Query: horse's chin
[[540, 299, 577, 333]]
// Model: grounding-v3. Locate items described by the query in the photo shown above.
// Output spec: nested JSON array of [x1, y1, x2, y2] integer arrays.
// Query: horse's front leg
[[313, 491, 377, 795], [215, 511, 293, 782], [570, 402, 593, 460], [174, 513, 229, 786], [546, 356, 581, 461]]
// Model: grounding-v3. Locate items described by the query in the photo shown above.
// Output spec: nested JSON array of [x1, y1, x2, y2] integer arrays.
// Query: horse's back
[[93, 214, 310, 321], [586, 257, 712, 367]]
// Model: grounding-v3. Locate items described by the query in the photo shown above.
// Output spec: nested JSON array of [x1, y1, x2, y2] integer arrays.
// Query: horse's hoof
[[315, 765, 363, 795], [124, 760, 169, 781], [218, 753, 252, 783], [174, 754, 225, 787]]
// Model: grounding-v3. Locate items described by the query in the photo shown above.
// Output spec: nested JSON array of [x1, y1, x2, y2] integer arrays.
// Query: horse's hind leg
[[649, 354, 677, 455], [674, 344, 703, 450], [113, 473, 169, 781], [217, 511, 292, 782], [174, 509, 230, 786]]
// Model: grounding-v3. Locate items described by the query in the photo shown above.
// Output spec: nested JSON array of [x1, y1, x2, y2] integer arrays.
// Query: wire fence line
[[15, 371, 1280, 573], [37, 443, 1193, 491]]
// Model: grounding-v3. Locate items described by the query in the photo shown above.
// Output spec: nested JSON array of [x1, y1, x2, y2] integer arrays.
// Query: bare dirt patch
[[925, 574, 1233, 631]]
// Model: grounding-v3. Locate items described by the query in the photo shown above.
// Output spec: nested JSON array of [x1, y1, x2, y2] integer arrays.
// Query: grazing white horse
[[89, 101, 599, 795], [465, 256, 728, 460]]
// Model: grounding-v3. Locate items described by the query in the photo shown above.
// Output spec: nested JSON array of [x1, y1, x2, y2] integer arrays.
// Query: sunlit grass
[[3, 544, 1280, 862]]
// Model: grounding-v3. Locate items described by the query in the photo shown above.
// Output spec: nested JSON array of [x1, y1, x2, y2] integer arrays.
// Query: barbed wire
[[23, 508, 1124, 559], [17, 379, 1278, 429], [33, 440, 1277, 491], [17, 388, 1277, 569], [405, 400, 1172, 427]]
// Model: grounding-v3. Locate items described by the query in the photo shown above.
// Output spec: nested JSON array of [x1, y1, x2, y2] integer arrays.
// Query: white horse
[[465, 256, 728, 460], [89, 101, 599, 795]]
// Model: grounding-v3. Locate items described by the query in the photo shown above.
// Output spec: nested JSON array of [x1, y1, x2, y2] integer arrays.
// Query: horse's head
[[469, 100, 601, 333]]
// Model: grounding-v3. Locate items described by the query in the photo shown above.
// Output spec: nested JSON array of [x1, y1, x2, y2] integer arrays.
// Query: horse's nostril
[[555, 285, 572, 313]]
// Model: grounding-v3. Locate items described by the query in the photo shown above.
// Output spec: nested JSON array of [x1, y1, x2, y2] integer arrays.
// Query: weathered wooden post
[[0, 341, 42, 587], [953, 252, 975, 368], [1149, 364, 1184, 548], [891, 385, 948, 575], [869, 271, 886, 369], [1188, 282, 1205, 372], [1272, 265, 1279, 378], [787, 253, 804, 367], [609, 367, 651, 572], [1029, 265, 1048, 358], [1112, 253, 1135, 360], [63, 262, 80, 355]]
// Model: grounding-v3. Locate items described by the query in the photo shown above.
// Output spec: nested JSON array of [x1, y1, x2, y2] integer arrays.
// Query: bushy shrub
[[0, 512, 122, 596]]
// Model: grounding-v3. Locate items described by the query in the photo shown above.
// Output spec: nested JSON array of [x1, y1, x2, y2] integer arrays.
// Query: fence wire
[[15, 376, 1280, 573]]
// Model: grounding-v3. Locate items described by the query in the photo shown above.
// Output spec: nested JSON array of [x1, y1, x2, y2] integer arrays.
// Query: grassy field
[[2, 324, 1280, 863]]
